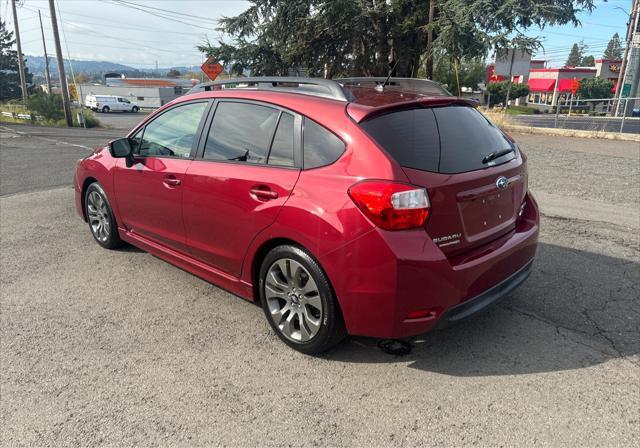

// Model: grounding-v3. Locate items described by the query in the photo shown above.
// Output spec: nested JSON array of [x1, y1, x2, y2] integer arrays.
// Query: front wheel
[[259, 245, 346, 354], [131, 106, 139, 113], [85, 183, 123, 249]]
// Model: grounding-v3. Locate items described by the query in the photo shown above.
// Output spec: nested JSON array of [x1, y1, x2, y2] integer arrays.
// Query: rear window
[[360, 106, 514, 174]]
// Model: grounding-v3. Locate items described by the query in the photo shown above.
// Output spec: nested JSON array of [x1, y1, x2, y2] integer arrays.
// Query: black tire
[[84, 182, 123, 250], [259, 245, 346, 354], [101, 106, 110, 113], [131, 106, 139, 113]]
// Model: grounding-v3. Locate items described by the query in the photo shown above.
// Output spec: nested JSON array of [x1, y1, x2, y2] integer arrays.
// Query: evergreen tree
[[565, 43, 583, 66], [603, 33, 623, 60], [199, 0, 596, 78], [581, 55, 595, 66], [0, 20, 33, 101]]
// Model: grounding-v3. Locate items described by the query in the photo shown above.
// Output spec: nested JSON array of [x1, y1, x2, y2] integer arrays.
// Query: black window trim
[[194, 98, 302, 170], [126, 99, 214, 161]]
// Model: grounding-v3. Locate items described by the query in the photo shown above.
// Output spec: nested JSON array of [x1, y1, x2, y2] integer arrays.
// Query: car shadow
[[324, 243, 639, 376]]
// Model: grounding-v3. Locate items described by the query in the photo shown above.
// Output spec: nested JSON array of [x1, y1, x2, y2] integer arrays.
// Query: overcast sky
[[3, 0, 632, 69]]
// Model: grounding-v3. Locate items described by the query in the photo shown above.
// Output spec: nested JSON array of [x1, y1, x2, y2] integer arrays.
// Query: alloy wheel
[[87, 190, 111, 243], [264, 258, 323, 343]]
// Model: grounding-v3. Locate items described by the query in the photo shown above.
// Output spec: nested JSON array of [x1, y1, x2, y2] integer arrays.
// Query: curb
[[505, 124, 640, 142]]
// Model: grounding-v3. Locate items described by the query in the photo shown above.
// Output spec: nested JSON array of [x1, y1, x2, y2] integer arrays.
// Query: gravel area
[[1, 124, 638, 447]]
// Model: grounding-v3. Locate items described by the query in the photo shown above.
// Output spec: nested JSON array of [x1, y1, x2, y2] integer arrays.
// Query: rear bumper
[[434, 259, 533, 330], [320, 191, 539, 339]]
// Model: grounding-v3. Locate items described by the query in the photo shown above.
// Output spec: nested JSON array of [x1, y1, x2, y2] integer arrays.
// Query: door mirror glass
[[109, 138, 133, 158]]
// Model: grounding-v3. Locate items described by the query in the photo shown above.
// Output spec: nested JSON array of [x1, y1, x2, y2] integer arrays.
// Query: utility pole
[[38, 10, 53, 95], [48, 0, 72, 127], [425, 0, 436, 79], [10, 0, 28, 103], [614, 0, 638, 116], [504, 48, 516, 111]]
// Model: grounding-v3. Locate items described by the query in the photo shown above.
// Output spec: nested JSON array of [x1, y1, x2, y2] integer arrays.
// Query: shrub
[[487, 81, 530, 107], [26, 92, 64, 121], [78, 110, 100, 128]]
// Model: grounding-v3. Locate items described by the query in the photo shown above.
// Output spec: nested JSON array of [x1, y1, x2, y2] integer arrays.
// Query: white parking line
[[0, 125, 93, 150]]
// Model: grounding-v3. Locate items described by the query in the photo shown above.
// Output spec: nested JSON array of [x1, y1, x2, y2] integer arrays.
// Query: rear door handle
[[163, 175, 181, 187], [250, 187, 278, 200]]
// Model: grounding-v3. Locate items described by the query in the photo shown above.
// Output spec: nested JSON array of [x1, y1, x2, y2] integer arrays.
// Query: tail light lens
[[348, 180, 430, 230]]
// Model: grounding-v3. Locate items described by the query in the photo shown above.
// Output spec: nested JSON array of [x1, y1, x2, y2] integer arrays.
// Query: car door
[[182, 100, 301, 276], [114, 100, 211, 253]]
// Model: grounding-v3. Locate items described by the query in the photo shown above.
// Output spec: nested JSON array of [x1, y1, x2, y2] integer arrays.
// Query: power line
[[103, 0, 216, 31], [20, 4, 222, 38], [109, 0, 220, 24]]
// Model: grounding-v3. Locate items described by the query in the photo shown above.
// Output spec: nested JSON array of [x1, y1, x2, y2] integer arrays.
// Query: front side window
[[204, 102, 279, 163], [136, 102, 207, 158]]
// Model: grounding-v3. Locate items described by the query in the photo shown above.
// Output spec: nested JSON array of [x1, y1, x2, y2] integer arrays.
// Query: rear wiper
[[482, 148, 514, 164]]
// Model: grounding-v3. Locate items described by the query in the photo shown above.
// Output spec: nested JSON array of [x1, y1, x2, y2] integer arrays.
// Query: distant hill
[[25, 56, 136, 78], [25, 56, 203, 80]]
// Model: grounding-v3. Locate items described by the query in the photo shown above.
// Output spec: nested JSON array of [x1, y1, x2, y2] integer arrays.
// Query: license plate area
[[459, 189, 515, 238]]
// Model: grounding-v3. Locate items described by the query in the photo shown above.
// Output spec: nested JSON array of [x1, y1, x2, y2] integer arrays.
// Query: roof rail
[[189, 77, 354, 102], [335, 77, 452, 97]]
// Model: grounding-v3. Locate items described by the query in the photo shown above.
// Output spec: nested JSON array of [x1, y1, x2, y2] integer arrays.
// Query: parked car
[[74, 77, 539, 354], [85, 94, 139, 113]]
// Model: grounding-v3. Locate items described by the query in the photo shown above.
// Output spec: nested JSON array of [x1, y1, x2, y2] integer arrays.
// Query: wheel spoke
[[265, 284, 287, 300], [298, 312, 312, 342], [269, 303, 290, 327], [300, 275, 318, 297], [281, 311, 297, 339], [302, 306, 321, 333], [303, 294, 322, 311], [267, 270, 289, 290], [276, 259, 292, 285]]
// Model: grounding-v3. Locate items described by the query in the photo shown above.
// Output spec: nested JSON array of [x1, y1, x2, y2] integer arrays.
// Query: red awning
[[557, 78, 574, 92], [528, 78, 556, 92]]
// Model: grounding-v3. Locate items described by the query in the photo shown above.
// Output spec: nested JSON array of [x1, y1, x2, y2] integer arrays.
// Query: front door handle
[[163, 175, 181, 187], [250, 187, 278, 200]]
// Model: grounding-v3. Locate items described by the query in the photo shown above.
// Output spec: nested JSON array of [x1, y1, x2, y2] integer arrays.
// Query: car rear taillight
[[348, 180, 430, 230]]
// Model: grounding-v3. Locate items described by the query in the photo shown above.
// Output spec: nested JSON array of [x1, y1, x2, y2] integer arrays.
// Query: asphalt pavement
[[511, 114, 640, 135], [1, 121, 639, 446]]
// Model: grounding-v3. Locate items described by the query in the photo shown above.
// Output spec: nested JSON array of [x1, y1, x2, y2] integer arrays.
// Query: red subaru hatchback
[[74, 77, 539, 354]]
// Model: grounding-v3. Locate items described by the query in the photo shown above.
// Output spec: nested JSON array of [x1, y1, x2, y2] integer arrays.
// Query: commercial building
[[79, 77, 199, 109], [526, 67, 596, 109]]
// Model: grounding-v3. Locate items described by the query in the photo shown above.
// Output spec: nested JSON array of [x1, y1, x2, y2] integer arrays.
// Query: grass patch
[[505, 105, 540, 115], [1, 101, 101, 128]]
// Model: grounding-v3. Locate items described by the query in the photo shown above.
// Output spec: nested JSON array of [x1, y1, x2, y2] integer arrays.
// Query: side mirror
[[109, 138, 135, 167]]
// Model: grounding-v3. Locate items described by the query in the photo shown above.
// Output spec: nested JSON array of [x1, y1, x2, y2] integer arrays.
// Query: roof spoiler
[[335, 77, 452, 97]]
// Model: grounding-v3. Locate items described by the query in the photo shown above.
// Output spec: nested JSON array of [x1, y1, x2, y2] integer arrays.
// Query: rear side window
[[204, 102, 279, 164], [360, 106, 514, 174], [303, 118, 345, 169]]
